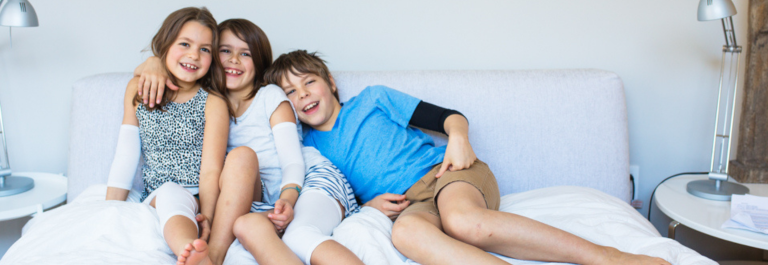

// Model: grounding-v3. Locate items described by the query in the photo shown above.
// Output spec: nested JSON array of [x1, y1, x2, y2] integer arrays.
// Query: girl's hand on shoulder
[[195, 214, 211, 241], [363, 193, 410, 220], [268, 199, 294, 232], [136, 56, 178, 108], [436, 135, 477, 178]]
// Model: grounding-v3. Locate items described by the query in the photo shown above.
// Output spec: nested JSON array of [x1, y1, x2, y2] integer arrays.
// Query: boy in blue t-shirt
[[264, 50, 670, 265]]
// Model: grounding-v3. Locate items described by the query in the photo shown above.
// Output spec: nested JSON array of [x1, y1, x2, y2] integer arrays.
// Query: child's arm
[[437, 114, 476, 178], [266, 101, 305, 231], [408, 101, 476, 178], [198, 95, 230, 226], [105, 78, 142, 201], [132, 56, 178, 108]]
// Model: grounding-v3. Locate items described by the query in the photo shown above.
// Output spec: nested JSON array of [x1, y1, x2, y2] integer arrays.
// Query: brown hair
[[217, 19, 272, 100], [135, 7, 234, 119], [264, 50, 339, 102]]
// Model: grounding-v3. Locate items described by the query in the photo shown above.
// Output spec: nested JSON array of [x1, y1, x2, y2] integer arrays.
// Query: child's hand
[[436, 135, 477, 178], [136, 56, 178, 107], [268, 199, 294, 233], [195, 214, 211, 242], [363, 193, 410, 220]]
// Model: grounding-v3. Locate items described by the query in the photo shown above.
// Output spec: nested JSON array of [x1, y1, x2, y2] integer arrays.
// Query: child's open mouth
[[303, 101, 319, 114], [180, 63, 199, 72], [225, 68, 243, 76]]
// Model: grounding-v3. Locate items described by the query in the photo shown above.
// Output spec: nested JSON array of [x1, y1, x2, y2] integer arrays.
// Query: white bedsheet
[[1, 185, 715, 265]]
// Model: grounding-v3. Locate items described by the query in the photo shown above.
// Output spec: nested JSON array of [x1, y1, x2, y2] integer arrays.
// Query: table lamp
[[0, 0, 38, 197], [686, 0, 750, 201]]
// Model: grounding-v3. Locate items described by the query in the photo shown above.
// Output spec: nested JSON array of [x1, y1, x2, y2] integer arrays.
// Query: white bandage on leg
[[272, 122, 305, 189], [154, 182, 199, 237], [283, 190, 343, 264], [106, 124, 141, 190]]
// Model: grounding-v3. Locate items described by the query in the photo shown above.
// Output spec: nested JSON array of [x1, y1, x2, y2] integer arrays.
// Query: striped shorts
[[250, 161, 360, 218]]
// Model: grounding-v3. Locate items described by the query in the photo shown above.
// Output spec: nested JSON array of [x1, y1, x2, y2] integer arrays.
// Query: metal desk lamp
[[686, 0, 750, 201], [0, 0, 38, 197]]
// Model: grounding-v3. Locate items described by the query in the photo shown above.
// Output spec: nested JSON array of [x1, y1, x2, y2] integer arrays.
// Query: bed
[[1, 70, 715, 264]]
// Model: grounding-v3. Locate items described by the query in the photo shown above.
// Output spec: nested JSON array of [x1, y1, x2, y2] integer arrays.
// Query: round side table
[[0, 172, 67, 222], [654, 174, 768, 250]]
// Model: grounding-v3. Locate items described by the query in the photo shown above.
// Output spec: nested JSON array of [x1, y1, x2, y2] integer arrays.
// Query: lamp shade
[[0, 0, 38, 27], [698, 0, 737, 21]]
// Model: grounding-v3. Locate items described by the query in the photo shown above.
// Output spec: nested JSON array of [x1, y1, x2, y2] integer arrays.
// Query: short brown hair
[[218, 19, 272, 100], [264, 50, 339, 102], [136, 7, 233, 119]]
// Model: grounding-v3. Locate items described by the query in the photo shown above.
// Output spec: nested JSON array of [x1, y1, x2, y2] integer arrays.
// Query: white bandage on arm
[[106, 124, 141, 190], [272, 122, 305, 190]]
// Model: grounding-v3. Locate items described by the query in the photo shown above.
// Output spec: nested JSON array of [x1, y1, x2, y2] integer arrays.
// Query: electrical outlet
[[630, 165, 640, 201]]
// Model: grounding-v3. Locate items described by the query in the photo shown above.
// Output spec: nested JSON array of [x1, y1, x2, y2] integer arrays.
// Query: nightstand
[[0, 172, 67, 222], [654, 174, 768, 250]]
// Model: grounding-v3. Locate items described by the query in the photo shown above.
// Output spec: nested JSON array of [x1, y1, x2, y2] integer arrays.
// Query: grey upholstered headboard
[[68, 70, 631, 202]]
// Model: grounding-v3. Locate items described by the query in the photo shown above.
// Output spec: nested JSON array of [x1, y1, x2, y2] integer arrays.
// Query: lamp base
[[687, 179, 749, 201], [0, 175, 35, 197]]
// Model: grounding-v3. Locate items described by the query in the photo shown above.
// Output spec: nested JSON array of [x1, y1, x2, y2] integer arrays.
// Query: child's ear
[[329, 74, 337, 93]]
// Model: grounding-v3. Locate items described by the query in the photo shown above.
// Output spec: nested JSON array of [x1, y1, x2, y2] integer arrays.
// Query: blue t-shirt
[[303, 85, 446, 204]]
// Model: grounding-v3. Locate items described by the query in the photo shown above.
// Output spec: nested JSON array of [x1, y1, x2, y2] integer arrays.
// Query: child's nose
[[298, 88, 310, 98], [188, 51, 200, 60]]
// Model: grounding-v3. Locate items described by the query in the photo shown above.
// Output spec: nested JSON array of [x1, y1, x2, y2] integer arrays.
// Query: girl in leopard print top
[[105, 7, 231, 265]]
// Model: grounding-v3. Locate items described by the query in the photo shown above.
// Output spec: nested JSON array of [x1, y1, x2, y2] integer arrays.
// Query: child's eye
[[180, 42, 190, 47], [285, 89, 295, 95], [305, 80, 315, 86], [220, 49, 230, 54], [241, 52, 251, 57], [201, 48, 211, 53]]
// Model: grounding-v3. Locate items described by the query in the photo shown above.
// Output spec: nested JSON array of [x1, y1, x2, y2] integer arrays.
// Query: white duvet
[[1, 185, 714, 265]]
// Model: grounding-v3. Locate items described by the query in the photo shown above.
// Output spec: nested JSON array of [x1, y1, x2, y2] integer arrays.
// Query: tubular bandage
[[154, 182, 199, 236], [106, 125, 141, 190], [283, 190, 342, 263], [272, 122, 305, 190]]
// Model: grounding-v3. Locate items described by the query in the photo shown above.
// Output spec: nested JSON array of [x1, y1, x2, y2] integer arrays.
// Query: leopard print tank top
[[136, 88, 208, 201]]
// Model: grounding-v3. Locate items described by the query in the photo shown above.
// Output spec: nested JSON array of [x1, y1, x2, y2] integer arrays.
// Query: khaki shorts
[[401, 160, 500, 217]]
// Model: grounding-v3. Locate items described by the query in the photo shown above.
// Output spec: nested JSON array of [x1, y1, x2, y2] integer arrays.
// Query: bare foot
[[597, 247, 671, 265], [177, 239, 213, 265]]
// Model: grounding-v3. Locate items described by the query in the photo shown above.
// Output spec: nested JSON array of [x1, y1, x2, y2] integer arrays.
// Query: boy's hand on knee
[[436, 135, 477, 178], [268, 199, 294, 232], [364, 193, 410, 220], [195, 214, 211, 242]]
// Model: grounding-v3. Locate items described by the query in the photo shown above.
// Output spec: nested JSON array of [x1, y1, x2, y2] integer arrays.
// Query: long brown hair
[[217, 19, 272, 100], [135, 7, 234, 119]]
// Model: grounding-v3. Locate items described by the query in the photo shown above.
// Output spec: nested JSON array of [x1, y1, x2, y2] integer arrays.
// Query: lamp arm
[[722, 16, 738, 49]]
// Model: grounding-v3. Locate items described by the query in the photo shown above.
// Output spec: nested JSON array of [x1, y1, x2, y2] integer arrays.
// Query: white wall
[[0, 0, 752, 258]]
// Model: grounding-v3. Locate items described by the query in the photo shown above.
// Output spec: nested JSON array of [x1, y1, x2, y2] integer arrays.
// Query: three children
[[111, 6, 671, 265]]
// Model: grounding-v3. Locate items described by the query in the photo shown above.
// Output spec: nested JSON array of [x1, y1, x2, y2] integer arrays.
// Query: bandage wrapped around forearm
[[106, 124, 141, 190], [272, 122, 305, 189]]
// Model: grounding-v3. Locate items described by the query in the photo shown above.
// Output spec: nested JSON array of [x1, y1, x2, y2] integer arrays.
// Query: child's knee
[[441, 210, 489, 246], [283, 225, 332, 264], [233, 213, 272, 239], [155, 182, 198, 234]]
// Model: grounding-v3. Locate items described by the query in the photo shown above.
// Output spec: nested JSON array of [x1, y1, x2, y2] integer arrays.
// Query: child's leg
[[282, 190, 362, 265], [432, 182, 670, 265], [233, 212, 302, 265], [392, 161, 670, 265], [207, 146, 260, 265], [151, 182, 212, 265]]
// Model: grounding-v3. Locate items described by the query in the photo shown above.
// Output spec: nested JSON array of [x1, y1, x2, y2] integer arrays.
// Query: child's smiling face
[[281, 71, 340, 131], [165, 21, 213, 89], [219, 29, 255, 91]]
